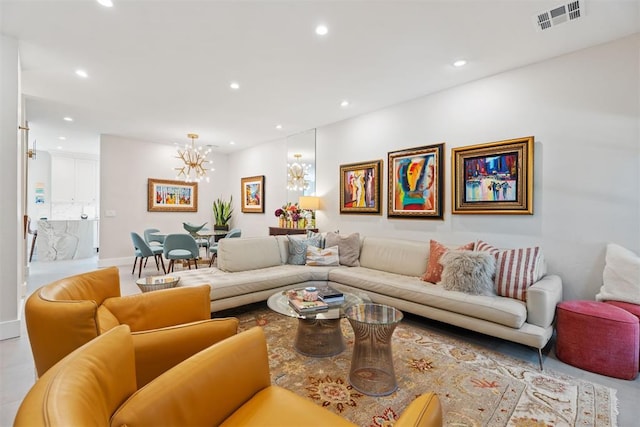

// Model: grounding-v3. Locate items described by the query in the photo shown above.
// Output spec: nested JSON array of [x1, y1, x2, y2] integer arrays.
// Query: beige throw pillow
[[325, 232, 361, 267]]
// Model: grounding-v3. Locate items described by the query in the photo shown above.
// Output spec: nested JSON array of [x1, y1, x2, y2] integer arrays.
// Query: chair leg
[[157, 254, 166, 274], [187, 260, 192, 270], [138, 257, 144, 278], [167, 259, 174, 273], [29, 233, 37, 262], [132, 257, 138, 275], [195, 258, 198, 269], [208, 253, 217, 267], [144, 258, 148, 268]]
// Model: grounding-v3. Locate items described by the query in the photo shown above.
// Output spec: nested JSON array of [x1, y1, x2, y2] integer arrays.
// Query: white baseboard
[[0, 319, 22, 340]]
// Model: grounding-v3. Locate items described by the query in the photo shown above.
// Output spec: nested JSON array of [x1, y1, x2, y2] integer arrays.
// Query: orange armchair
[[15, 325, 443, 427], [24, 266, 238, 387]]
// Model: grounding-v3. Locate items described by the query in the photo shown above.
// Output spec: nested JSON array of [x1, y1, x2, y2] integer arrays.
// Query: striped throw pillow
[[476, 241, 545, 301]]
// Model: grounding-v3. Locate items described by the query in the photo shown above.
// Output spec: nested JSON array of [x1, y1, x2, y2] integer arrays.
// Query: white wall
[[0, 34, 22, 339], [229, 35, 639, 301], [98, 135, 230, 265], [227, 137, 288, 237]]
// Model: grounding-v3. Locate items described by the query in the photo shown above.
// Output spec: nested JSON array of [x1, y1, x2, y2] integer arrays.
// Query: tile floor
[[1, 256, 639, 426]]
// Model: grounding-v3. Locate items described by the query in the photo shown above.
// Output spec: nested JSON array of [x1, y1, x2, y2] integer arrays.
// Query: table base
[[350, 367, 397, 396], [294, 317, 345, 357]]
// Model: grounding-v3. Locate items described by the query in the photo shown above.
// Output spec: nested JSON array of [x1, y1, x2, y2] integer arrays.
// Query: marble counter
[[37, 220, 98, 261]]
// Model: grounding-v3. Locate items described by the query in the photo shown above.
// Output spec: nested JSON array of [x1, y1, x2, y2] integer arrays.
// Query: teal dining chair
[[163, 233, 200, 272], [208, 228, 241, 267], [143, 228, 164, 247], [130, 232, 165, 278]]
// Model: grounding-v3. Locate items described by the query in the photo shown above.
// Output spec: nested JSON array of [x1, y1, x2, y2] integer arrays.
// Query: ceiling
[[1, 1, 638, 156]]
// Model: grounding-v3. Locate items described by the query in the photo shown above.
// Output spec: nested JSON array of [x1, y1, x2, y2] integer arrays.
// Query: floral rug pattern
[[229, 305, 617, 427]]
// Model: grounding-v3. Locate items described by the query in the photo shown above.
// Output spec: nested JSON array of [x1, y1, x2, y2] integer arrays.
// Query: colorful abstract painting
[[388, 144, 444, 219], [452, 136, 534, 214], [340, 160, 382, 214]]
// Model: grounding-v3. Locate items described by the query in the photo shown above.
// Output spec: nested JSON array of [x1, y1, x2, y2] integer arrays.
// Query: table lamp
[[298, 196, 321, 228]]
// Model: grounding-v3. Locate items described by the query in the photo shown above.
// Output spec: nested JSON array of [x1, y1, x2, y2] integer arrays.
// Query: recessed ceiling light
[[75, 69, 88, 78], [230, 82, 240, 90], [58, 136, 66, 140], [57, 146, 63, 150], [340, 100, 350, 107], [229, 141, 235, 145], [453, 59, 467, 67], [63, 117, 73, 122], [275, 124, 283, 130], [315, 25, 328, 36], [97, 0, 113, 7]]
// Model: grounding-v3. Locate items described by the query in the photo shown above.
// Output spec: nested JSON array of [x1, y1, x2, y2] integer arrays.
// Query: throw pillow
[[306, 230, 326, 249], [440, 250, 496, 296], [324, 232, 361, 267], [494, 246, 543, 301], [475, 240, 500, 257], [286, 235, 321, 265], [421, 240, 475, 283], [306, 245, 340, 266], [596, 243, 640, 304]]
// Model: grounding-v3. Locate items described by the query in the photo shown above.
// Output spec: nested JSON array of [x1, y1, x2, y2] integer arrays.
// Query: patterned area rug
[[225, 303, 617, 427]]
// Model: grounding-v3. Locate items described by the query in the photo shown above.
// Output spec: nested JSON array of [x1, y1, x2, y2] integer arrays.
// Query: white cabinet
[[51, 155, 98, 204]]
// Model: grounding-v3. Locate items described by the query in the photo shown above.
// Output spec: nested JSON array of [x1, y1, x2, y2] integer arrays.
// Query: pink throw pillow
[[421, 239, 475, 283]]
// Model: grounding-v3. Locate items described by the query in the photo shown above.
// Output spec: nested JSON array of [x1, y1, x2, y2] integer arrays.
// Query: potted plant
[[212, 196, 233, 231]]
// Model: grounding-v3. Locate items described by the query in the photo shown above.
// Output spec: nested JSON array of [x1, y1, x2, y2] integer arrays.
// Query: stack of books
[[288, 293, 329, 314], [317, 285, 345, 303]]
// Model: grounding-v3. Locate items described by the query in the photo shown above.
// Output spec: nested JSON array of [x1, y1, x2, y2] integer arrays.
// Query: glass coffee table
[[267, 288, 370, 357]]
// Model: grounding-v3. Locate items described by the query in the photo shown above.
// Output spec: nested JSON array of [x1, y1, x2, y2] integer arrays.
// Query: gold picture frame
[[147, 178, 197, 212], [388, 143, 444, 219], [339, 160, 383, 214], [241, 175, 265, 213], [452, 136, 534, 214]]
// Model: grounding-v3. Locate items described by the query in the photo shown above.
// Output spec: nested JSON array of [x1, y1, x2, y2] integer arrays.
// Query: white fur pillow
[[440, 250, 496, 296], [596, 243, 640, 304]]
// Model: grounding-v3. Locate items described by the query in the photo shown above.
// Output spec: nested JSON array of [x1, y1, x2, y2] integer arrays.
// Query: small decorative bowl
[[303, 286, 319, 301]]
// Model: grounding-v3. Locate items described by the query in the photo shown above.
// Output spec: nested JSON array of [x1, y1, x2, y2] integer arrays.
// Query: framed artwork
[[241, 175, 265, 213], [339, 160, 383, 214], [451, 136, 533, 214], [147, 178, 197, 212], [388, 143, 444, 219]]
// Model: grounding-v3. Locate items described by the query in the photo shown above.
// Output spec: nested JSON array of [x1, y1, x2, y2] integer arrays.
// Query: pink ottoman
[[556, 300, 639, 380], [604, 300, 640, 371]]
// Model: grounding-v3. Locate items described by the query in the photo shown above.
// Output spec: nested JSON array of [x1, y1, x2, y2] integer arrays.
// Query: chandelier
[[287, 153, 310, 191], [175, 133, 212, 183]]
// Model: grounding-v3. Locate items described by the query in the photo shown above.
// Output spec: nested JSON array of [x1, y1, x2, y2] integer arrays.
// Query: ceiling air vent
[[535, 0, 584, 32]]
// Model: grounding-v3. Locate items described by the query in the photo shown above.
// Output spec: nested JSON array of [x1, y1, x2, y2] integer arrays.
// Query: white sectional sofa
[[169, 235, 563, 368]]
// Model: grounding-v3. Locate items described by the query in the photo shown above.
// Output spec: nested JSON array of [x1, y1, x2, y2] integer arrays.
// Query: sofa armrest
[[131, 317, 239, 387], [394, 392, 442, 427], [103, 285, 211, 331], [526, 274, 563, 328], [112, 327, 270, 426]]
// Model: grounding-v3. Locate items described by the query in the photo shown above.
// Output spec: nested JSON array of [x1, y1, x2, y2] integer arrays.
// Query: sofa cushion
[[421, 240, 475, 283], [306, 245, 340, 266], [287, 235, 322, 265], [217, 237, 282, 272], [173, 265, 333, 300], [359, 237, 429, 277], [440, 250, 495, 296], [329, 267, 527, 328], [325, 232, 361, 267], [596, 243, 640, 304], [494, 247, 544, 301]]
